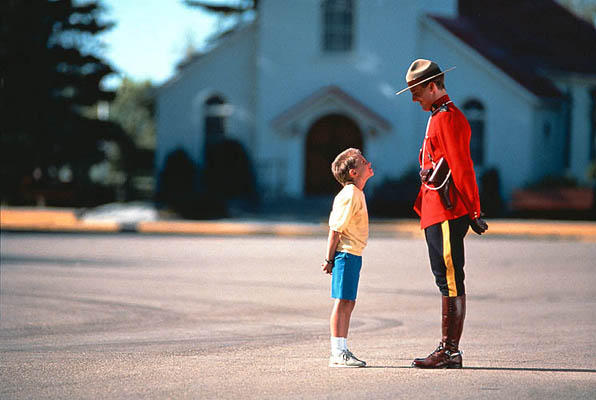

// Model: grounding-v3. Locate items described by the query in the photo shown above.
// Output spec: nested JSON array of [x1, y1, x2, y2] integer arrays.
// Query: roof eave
[[423, 15, 558, 105]]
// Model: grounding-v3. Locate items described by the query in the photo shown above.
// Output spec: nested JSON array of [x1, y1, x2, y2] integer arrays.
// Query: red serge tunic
[[413, 95, 482, 229]]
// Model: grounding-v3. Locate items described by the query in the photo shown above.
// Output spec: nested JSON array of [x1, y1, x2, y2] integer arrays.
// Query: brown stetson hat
[[395, 59, 455, 95]]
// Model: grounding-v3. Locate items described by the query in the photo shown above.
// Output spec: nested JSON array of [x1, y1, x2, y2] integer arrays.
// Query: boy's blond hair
[[331, 148, 362, 185]]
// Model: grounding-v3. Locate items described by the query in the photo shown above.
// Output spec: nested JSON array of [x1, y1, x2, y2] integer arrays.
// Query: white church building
[[155, 0, 596, 213]]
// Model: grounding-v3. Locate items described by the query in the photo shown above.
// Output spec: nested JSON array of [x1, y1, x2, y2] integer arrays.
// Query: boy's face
[[350, 155, 374, 185]]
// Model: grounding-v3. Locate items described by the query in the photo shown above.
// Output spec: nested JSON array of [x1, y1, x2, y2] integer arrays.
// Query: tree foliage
[[109, 78, 155, 151], [99, 78, 156, 201], [178, 1, 258, 70], [0, 0, 125, 204], [183, 0, 258, 15]]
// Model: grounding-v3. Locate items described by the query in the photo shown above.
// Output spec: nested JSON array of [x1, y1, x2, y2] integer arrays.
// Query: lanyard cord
[[421, 101, 452, 191]]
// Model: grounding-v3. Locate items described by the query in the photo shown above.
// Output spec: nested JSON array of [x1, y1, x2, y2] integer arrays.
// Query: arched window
[[322, 0, 353, 53], [204, 96, 227, 151], [463, 99, 485, 166]]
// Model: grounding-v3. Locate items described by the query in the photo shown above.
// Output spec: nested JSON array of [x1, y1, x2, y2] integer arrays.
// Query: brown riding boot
[[412, 295, 466, 369]]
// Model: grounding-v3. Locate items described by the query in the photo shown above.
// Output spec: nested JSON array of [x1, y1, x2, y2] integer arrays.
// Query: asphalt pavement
[[1, 232, 595, 399]]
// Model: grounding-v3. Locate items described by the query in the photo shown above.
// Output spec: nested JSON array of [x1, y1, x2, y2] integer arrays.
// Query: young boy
[[322, 148, 374, 368]]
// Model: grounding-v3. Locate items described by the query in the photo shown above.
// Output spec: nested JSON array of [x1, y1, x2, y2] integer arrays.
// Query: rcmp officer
[[396, 59, 488, 368]]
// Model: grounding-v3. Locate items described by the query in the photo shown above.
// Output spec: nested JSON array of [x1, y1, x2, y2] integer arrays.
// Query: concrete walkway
[[2, 206, 596, 242]]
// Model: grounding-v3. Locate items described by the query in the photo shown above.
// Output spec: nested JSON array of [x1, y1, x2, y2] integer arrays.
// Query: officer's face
[[410, 83, 435, 111]]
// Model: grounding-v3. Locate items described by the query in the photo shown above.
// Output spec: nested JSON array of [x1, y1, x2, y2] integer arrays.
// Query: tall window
[[463, 99, 485, 166], [204, 96, 226, 151], [322, 0, 353, 53], [590, 87, 596, 161], [563, 92, 572, 168]]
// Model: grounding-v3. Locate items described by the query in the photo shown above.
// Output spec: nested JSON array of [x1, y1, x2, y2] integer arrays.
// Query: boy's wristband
[[325, 259, 334, 264]]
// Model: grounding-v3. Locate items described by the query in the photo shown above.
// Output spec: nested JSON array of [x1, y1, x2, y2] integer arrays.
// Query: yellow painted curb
[[136, 221, 328, 236], [487, 220, 596, 242], [0, 208, 119, 232], [2, 207, 595, 241]]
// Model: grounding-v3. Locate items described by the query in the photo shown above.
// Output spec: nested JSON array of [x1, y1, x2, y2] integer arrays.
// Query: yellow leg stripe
[[441, 221, 458, 297]]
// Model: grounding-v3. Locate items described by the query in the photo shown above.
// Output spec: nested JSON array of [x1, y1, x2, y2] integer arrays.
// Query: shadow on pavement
[[463, 366, 596, 373], [366, 366, 596, 373]]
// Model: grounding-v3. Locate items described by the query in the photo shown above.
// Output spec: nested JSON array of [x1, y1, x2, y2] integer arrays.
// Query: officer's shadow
[[366, 365, 596, 373]]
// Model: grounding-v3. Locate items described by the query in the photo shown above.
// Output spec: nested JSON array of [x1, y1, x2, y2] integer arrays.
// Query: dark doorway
[[305, 114, 363, 195]]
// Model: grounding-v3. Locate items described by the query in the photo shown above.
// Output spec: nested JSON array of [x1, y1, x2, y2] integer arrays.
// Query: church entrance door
[[305, 114, 363, 195]]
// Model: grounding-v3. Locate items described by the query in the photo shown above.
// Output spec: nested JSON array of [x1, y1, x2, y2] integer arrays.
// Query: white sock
[[331, 336, 347, 356]]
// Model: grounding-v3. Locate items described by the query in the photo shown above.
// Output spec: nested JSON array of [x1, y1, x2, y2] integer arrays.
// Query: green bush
[[480, 168, 504, 217], [157, 148, 226, 219], [369, 167, 420, 218], [157, 140, 257, 219], [203, 139, 257, 200]]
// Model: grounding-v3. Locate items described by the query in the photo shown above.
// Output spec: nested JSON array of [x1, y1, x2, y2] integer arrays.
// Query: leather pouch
[[428, 157, 450, 186], [428, 158, 453, 210]]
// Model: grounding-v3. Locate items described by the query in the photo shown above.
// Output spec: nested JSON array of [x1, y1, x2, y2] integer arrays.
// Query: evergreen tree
[[184, 0, 258, 15], [109, 78, 155, 151], [183, 0, 258, 42], [0, 0, 125, 204], [105, 78, 156, 200]]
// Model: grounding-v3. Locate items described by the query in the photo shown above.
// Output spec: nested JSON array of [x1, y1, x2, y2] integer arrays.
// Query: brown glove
[[470, 217, 488, 235]]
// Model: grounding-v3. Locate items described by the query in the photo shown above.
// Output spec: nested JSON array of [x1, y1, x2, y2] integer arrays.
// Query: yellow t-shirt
[[328, 184, 369, 256]]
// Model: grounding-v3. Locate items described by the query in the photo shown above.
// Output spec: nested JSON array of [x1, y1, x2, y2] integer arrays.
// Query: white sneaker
[[329, 350, 367, 368]]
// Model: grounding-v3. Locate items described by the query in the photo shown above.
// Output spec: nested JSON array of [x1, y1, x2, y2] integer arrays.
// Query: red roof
[[431, 0, 596, 98]]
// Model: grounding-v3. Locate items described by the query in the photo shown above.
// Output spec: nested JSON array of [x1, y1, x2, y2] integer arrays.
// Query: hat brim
[[395, 66, 456, 95]]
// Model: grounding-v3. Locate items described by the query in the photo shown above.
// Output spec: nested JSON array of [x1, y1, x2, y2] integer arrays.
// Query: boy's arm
[[322, 229, 341, 274]]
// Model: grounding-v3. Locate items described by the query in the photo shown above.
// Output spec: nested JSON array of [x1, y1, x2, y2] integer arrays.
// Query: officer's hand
[[470, 217, 488, 235]]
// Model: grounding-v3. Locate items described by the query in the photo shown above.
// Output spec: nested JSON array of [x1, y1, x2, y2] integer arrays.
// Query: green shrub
[[369, 167, 420, 218]]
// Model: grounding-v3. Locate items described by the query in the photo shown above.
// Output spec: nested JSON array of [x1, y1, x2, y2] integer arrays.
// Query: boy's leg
[[329, 252, 361, 341], [330, 298, 355, 338], [328, 252, 365, 367], [330, 299, 355, 358]]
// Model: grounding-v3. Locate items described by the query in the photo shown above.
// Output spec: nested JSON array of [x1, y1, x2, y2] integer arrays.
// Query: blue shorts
[[331, 252, 362, 301]]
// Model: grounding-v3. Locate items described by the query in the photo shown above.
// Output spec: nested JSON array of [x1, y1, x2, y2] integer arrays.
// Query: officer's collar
[[430, 95, 451, 114]]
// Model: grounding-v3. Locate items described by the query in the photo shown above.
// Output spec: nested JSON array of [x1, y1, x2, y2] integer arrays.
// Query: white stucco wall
[[255, 0, 458, 197], [156, 0, 591, 208], [155, 24, 257, 177], [531, 104, 567, 182]]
